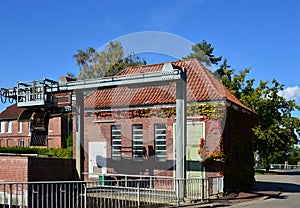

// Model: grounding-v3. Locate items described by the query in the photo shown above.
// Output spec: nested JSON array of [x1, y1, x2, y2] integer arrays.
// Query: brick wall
[[48, 117, 62, 147], [0, 156, 28, 182]]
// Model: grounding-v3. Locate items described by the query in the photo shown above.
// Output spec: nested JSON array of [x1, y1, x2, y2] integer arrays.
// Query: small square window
[[19, 140, 24, 147]]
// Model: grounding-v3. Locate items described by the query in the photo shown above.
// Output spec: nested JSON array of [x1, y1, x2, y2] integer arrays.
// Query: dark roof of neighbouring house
[[84, 59, 255, 113], [0, 104, 26, 120]]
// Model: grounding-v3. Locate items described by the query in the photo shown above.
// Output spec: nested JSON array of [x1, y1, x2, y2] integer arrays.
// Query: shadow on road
[[210, 171, 300, 206], [255, 181, 300, 193], [255, 170, 300, 193]]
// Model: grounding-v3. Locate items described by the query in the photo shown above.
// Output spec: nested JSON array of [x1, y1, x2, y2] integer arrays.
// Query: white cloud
[[278, 85, 300, 101]]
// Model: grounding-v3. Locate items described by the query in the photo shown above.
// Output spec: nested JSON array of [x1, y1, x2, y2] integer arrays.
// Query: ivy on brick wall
[[222, 106, 256, 192], [187, 103, 225, 119], [96, 103, 225, 119]]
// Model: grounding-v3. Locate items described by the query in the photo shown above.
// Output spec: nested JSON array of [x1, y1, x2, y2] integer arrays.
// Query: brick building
[[76, 59, 257, 191], [0, 103, 72, 148]]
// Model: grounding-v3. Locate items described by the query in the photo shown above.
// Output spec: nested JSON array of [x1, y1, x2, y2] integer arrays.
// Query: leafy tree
[[217, 59, 252, 99], [183, 40, 222, 66], [217, 60, 300, 171], [249, 80, 299, 170], [265, 145, 300, 166], [286, 146, 300, 165], [73, 41, 146, 79]]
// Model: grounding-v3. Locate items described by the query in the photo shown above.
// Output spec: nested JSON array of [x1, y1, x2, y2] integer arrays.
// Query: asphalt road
[[229, 170, 300, 208]]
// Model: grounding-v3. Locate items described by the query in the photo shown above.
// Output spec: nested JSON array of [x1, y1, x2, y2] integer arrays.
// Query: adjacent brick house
[[0, 102, 72, 148], [77, 59, 257, 191]]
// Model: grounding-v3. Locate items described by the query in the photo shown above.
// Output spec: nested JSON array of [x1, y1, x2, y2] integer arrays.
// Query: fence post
[[137, 181, 140, 208], [9, 184, 12, 208], [84, 183, 87, 208], [150, 176, 153, 189], [201, 179, 204, 202], [206, 179, 209, 201], [176, 179, 182, 206], [284, 161, 288, 169]]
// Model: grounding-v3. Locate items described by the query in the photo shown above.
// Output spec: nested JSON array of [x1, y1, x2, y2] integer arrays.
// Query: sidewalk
[[211, 188, 281, 207], [175, 170, 300, 207], [175, 190, 280, 207], [176, 178, 282, 207]]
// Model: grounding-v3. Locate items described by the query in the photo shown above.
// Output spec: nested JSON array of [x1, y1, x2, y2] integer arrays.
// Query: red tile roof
[[84, 59, 254, 113]]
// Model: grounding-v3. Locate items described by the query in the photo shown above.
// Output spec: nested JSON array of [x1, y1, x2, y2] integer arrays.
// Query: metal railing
[[270, 162, 300, 169], [0, 181, 85, 208], [0, 176, 223, 208]]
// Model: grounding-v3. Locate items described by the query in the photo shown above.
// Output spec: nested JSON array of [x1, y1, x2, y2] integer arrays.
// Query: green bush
[[0, 147, 73, 159], [66, 132, 73, 148]]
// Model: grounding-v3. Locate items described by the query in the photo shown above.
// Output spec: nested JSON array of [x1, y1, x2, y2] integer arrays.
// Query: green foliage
[[287, 146, 300, 165], [0, 147, 73, 159], [38, 148, 73, 159], [259, 145, 300, 166], [242, 79, 299, 170], [66, 132, 73, 148], [222, 107, 256, 191], [183, 40, 222, 66], [73, 41, 146, 79], [187, 103, 225, 119], [0, 147, 38, 154], [217, 59, 252, 99]]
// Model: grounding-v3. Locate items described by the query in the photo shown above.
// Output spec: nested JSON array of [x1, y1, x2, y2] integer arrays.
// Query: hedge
[[0, 147, 73, 159]]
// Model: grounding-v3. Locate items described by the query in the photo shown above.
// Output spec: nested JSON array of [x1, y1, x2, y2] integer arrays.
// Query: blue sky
[[0, 0, 299, 117]]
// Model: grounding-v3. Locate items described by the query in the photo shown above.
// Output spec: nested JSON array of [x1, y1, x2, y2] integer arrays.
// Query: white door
[[88, 142, 107, 178], [173, 122, 205, 178]]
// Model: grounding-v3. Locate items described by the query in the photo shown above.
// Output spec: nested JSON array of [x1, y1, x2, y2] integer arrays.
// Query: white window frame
[[18, 122, 23, 133], [19, 140, 24, 147], [7, 121, 12, 133], [0, 121, 5, 134], [155, 124, 167, 162], [28, 122, 31, 136], [132, 124, 143, 161], [111, 125, 122, 160]]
